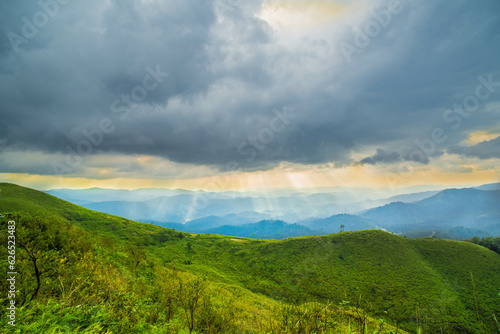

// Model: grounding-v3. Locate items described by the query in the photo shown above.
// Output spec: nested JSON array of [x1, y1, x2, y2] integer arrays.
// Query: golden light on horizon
[[2, 158, 498, 192]]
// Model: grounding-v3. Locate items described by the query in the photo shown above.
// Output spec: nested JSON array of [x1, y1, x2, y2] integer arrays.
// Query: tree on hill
[[466, 236, 500, 254], [6, 213, 66, 304]]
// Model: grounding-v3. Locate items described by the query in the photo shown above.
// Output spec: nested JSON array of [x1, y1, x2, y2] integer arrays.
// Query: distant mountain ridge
[[44, 186, 451, 224], [474, 182, 500, 191], [298, 214, 378, 233], [204, 220, 317, 239], [172, 188, 500, 239], [361, 188, 500, 237], [45, 184, 500, 240]]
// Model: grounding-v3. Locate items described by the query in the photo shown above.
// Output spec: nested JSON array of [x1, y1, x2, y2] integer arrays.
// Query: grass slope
[[0, 182, 163, 240], [1, 183, 499, 333], [161, 230, 500, 332]]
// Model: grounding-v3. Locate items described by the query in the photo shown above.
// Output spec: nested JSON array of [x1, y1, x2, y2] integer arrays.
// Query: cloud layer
[[1, 0, 500, 178]]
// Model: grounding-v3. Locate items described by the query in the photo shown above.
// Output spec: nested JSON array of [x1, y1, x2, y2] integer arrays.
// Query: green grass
[[157, 230, 500, 332], [1, 182, 499, 333]]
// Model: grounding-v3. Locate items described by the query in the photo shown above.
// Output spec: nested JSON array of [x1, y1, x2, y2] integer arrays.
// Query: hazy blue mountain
[[48, 186, 451, 224], [402, 226, 493, 240], [204, 220, 319, 239], [141, 219, 320, 238], [46, 187, 148, 202], [141, 220, 185, 230], [78, 194, 348, 223], [45, 187, 198, 203], [83, 200, 186, 222], [184, 216, 231, 231], [474, 183, 500, 191], [361, 189, 500, 235], [201, 189, 500, 239], [182, 211, 274, 231], [216, 211, 273, 225], [48, 184, 500, 239], [81, 195, 258, 222], [299, 214, 379, 233], [381, 190, 440, 204], [75, 191, 432, 224]]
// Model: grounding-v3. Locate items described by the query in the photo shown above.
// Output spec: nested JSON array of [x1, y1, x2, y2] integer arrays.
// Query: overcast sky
[[1, 0, 499, 190]]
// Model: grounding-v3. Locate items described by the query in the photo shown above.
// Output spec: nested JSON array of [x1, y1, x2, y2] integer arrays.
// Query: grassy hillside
[[159, 230, 500, 333], [0, 182, 166, 240], [1, 183, 499, 333]]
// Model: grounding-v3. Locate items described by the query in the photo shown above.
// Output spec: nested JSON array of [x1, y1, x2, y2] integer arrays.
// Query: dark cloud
[[448, 137, 500, 159], [360, 149, 401, 165], [1, 0, 500, 176], [358, 146, 439, 166]]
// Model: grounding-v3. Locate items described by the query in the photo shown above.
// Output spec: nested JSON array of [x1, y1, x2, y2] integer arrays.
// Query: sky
[[0, 0, 499, 192]]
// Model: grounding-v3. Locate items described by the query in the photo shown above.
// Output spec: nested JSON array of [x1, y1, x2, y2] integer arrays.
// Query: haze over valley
[[46, 183, 500, 240]]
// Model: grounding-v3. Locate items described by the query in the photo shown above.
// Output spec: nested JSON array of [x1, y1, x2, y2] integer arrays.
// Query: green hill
[[1, 182, 499, 333]]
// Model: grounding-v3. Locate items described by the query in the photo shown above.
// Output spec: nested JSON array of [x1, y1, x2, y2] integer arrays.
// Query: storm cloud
[[1, 0, 500, 176], [359, 149, 401, 165], [449, 137, 500, 160]]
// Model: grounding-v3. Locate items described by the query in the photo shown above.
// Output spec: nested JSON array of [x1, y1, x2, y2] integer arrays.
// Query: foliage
[[1, 182, 499, 333], [466, 236, 500, 254]]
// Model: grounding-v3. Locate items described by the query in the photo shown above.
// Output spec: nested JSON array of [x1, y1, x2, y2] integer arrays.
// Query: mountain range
[[44, 184, 500, 240], [45, 186, 450, 223]]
